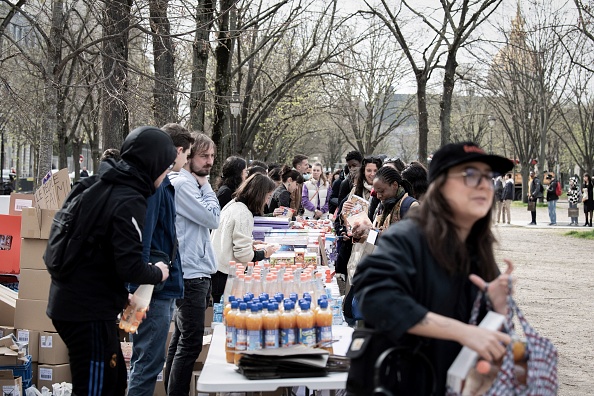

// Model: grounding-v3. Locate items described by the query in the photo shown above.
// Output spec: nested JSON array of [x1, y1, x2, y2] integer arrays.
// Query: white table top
[[197, 323, 353, 392]]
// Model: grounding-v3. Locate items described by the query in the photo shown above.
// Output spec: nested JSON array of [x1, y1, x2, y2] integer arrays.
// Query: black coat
[[353, 219, 489, 395], [48, 127, 176, 322]]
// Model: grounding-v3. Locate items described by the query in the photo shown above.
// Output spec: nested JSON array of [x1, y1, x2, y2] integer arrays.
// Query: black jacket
[[48, 126, 177, 322], [353, 219, 488, 395]]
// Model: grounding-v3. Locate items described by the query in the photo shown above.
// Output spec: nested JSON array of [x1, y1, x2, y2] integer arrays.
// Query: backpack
[[44, 176, 113, 280], [400, 196, 417, 218], [555, 180, 562, 196]]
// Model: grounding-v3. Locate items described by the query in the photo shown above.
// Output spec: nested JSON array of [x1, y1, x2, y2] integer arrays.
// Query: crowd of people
[[43, 123, 587, 395]]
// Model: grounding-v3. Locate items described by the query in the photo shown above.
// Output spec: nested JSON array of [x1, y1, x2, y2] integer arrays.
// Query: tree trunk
[[101, 0, 132, 151], [416, 73, 429, 167], [189, 0, 214, 132], [57, 88, 68, 170], [38, 0, 65, 187], [72, 138, 83, 183], [440, 53, 458, 147], [211, 0, 234, 178], [150, 0, 177, 126]]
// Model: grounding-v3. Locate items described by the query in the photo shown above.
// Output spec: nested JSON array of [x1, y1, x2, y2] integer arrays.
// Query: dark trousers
[[529, 197, 537, 223], [210, 271, 228, 305], [53, 319, 126, 396], [164, 277, 211, 396]]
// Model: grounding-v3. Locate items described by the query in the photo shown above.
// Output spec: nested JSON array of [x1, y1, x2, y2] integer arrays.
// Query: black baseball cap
[[428, 142, 514, 183]]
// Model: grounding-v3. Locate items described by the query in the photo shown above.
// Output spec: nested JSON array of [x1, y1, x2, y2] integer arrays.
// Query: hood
[[100, 126, 177, 196], [121, 126, 176, 181]]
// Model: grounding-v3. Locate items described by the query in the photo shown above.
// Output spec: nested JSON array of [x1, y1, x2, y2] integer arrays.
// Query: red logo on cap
[[463, 145, 485, 155]]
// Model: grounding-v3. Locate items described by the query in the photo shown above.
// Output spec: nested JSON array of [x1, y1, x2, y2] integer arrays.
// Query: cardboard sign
[[34, 169, 71, 210]]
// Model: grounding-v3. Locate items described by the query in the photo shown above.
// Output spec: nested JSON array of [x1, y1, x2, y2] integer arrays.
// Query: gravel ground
[[492, 201, 594, 395]]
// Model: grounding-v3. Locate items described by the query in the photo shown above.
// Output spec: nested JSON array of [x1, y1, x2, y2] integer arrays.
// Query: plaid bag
[[447, 279, 558, 395]]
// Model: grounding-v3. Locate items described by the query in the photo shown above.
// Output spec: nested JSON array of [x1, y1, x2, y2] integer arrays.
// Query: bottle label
[[299, 327, 315, 347], [226, 326, 236, 348], [280, 328, 295, 347], [264, 329, 279, 349], [316, 325, 332, 346], [247, 329, 262, 350], [236, 329, 247, 351]]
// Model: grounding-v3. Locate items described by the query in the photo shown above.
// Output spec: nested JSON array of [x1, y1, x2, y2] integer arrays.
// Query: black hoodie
[[47, 126, 177, 322]]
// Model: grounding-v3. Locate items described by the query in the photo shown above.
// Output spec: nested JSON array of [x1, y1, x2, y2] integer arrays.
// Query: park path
[[493, 203, 594, 395]]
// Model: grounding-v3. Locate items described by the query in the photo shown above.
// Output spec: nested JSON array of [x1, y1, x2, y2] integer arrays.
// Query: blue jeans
[[164, 278, 211, 396], [127, 298, 175, 396], [548, 200, 557, 224]]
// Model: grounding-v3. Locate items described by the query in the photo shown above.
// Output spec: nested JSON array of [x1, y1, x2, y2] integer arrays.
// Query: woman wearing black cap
[[348, 142, 515, 395]]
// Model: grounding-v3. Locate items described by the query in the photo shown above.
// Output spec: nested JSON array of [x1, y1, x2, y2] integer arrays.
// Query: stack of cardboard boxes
[[10, 169, 72, 388]]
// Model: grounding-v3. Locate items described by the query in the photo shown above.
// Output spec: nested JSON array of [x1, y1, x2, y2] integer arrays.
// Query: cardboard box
[[204, 307, 213, 327], [14, 299, 55, 332], [9, 193, 35, 216], [17, 329, 40, 362], [0, 370, 22, 396], [39, 332, 69, 365], [0, 215, 22, 274], [19, 239, 48, 271], [0, 292, 16, 327], [40, 209, 58, 239], [18, 269, 51, 301], [0, 326, 15, 338], [37, 364, 71, 389], [154, 369, 167, 396], [31, 362, 38, 387]]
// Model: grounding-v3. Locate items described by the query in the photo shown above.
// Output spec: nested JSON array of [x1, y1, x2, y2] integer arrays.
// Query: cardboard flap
[[0, 369, 16, 379]]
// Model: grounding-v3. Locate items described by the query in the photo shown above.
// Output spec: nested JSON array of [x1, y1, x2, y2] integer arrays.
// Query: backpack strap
[[399, 196, 416, 219]]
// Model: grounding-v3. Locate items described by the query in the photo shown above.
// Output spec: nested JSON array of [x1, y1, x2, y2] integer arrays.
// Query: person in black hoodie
[[47, 126, 176, 396]]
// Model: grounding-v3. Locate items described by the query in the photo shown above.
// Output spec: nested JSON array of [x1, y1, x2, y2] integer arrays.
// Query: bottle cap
[[239, 302, 247, 311], [299, 300, 311, 311], [231, 300, 239, 309], [318, 299, 328, 309], [251, 304, 259, 312], [228, 295, 236, 303]]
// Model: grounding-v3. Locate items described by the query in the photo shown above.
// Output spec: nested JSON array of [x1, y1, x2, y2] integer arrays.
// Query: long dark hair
[[280, 165, 301, 183], [235, 173, 276, 215], [406, 173, 499, 280], [354, 156, 383, 197], [401, 161, 429, 200], [216, 156, 247, 192]]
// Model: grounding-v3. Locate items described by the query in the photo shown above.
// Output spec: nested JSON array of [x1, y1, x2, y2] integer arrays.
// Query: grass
[[565, 230, 594, 240]]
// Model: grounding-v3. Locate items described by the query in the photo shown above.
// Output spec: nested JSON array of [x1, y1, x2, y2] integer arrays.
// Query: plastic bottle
[[222, 261, 237, 302], [225, 300, 239, 363], [315, 299, 333, 353], [119, 284, 154, 333], [246, 261, 255, 276], [223, 296, 236, 324], [246, 303, 263, 351], [297, 300, 315, 347], [263, 302, 280, 349], [252, 274, 263, 297], [243, 275, 253, 296], [231, 272, 245, 301], [234, 302, 248, 365], [280, 300, 297, 347]]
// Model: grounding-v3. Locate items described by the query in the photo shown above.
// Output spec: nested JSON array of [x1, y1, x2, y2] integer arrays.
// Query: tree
[[324, 22, 413, 155]]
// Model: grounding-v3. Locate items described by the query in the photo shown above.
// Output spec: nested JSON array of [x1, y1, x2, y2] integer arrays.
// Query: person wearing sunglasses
[[349, 142, 515, 395]]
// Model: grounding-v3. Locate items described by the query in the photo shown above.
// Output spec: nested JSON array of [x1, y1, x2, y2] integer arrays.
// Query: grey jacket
[[169, 168, 220, 279], [530, 176, 543, 199]]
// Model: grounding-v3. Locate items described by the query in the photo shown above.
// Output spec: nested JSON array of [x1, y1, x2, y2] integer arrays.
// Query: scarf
[[374, 187, 407, 229]]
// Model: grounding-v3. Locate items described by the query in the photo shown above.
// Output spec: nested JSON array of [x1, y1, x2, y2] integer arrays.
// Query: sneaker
[[548, 223, 556, 226], [507, 222, 510, 224], [528, 222, 536, 225]]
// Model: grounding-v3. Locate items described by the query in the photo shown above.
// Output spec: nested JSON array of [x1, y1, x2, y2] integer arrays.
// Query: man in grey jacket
[[164, 133, 220, 396], [528, 170, 543, 225]]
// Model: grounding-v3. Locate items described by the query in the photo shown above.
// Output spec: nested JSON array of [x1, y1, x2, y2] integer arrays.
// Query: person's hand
[[192, 173, 208, 187], [456, 324, 511, 362], [469, 259, 514, 315], [343, 200, 355, 212], [351, 218, 373, 240], [273, 208, 284, 217], [264, 244, 279, 258], [155, 262, 170, 282]]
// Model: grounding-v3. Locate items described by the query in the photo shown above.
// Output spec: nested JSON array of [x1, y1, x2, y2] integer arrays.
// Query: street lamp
[[229, 91, 241, 154], [487, 116, 496, 153]]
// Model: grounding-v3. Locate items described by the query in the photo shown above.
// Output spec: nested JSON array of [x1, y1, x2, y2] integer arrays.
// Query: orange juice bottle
[[225, 300, 239, 363], [297, 300, 315, 347], [223, 295, 236, 324], [263, 302, 280, 349], [280, 300, 296, 347], [315, 299, 333, 353], [234, 302, 248, 365], [246, 303, 263, 351]]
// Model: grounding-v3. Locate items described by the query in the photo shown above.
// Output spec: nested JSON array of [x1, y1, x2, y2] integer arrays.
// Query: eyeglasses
[[450, 167, 495, 188], [168, 161, 176, 171]]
